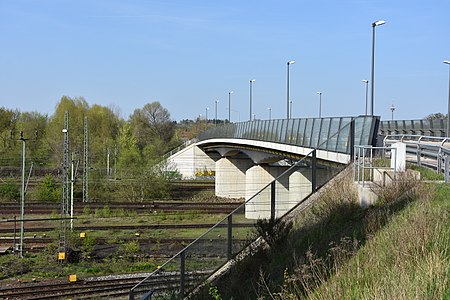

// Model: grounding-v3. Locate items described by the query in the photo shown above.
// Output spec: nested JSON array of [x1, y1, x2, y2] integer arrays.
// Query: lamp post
[[444, 60, 450, 137], [228, 91, 233, 123], [362, 80, 369, 115], [205, 107, 209, 122], [249, 80, 255, 121], [370, 20, 386, 116], [287, 60, 295, 119], [390, 104, 395, 121], [215, 100, 219, 126], [317, 92, 322, 118], [268, 107, 272, 120]]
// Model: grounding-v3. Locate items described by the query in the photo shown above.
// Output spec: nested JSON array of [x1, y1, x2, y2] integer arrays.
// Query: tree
[[116, 122, 141, 178], [130, 101, 176, 149], [87, 104, 122, 171], [0, 107, 19, 152], [44, 96, 89, 166], [424, 112, 446, 120], [16, 111, 49, 164]]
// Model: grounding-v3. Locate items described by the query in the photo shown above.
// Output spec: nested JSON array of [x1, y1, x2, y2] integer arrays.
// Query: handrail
[[129, 117, 379, 299], [383, 134, 450, 178], [160, 138, 198, 162], [197, 116, 379, 155], [384, 134, 450, 144], [129, 148, 316, 297]]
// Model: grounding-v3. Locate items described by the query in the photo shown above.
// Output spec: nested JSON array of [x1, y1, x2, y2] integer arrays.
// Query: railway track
[[0, 222, 252, 234], [0, 201, 242, 215], [0, 271, 208, 299]]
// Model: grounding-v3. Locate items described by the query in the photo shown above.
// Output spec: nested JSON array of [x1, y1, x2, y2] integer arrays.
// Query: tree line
[[0, 96, 213, 202]]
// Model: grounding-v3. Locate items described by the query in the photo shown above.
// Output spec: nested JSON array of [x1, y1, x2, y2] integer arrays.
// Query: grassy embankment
[[205, 165, 449, 300]]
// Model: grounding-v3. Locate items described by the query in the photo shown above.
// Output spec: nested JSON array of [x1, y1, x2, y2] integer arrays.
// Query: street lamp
[[287, 60, 295, 119], [268, 107, 272, 120], [317, 92, 322, 118], [370, 20, 386, 116], [390, 104, 395, 121], [249, 80, 255, 121], [444, 60, 450, 136], [215, 100, 219, 126], [228, 91, 234, 123], [362, 80, 369, 115]]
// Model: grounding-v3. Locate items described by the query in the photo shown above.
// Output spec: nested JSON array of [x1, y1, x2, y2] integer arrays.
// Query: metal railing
[[129, 148, 339, 300], [383, 134, 450, 182], [129, 118, 378, 299], [379, 119, 447, 137], [197, 116, 379, 155], [160, 138, 199, 162], [354, 145, 397, 187]]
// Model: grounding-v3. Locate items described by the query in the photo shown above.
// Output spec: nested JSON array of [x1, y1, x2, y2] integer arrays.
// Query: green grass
[[408, 163, 444, 180], [205, 167, 449, 300], [292, 183, 449, 300]]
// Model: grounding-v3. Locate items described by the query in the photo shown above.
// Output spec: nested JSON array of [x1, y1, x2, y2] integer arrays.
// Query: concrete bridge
[[130, 116, 448, 299], [166, 116, 379, 218]]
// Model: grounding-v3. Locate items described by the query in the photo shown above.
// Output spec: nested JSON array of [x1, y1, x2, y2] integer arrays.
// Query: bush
[[0, 255, 31, 279], [35, 174, 60, 202], [0, 182, 20, 201], [117, 241, 141, 261]]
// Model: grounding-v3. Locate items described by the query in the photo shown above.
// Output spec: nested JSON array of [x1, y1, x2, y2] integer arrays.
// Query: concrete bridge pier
[[215, 157, 253, 198], [245, 165, 334, 219], [245, 164, 289, 219]]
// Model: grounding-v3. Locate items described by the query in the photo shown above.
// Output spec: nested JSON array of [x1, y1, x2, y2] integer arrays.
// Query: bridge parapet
[[198, 116, 379, 154], [379, 119, 447, 137]]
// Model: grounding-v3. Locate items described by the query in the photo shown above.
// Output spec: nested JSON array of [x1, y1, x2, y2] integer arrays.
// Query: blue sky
[[1, 0, 449, 122]]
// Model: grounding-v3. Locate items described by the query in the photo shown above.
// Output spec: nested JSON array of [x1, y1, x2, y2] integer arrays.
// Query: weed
[[208, 286, 222, 300], [370, 171, 420, 204]]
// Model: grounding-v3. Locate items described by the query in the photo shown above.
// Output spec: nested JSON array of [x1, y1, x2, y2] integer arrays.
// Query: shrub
[[0, 255, 31, 279], [117, 241, 141, 261], [35, 174, 60, 202], [0, 182, 20, 201]]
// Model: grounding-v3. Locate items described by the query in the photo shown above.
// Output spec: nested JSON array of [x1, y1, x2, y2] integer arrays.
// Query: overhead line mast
[[83, 116, 89, 203]]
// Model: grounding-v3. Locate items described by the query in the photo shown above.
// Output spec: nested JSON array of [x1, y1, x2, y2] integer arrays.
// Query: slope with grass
[[203, 166, 449, 300]]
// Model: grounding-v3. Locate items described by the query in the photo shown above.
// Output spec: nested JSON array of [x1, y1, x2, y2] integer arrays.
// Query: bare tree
[[130, 101, 175, 148]]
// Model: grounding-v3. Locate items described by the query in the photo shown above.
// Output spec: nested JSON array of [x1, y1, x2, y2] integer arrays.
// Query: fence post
[[180, 251, 185, 299], [445, 155, 449, 183], [350, 119, 355, 160], [129, 290, 135, 300], [270, 181, 276, 221], [417, 144, 421, 166], [312, 150, 317, 193], [437, 148, 442, 173], [227, 214, 232, 260]]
